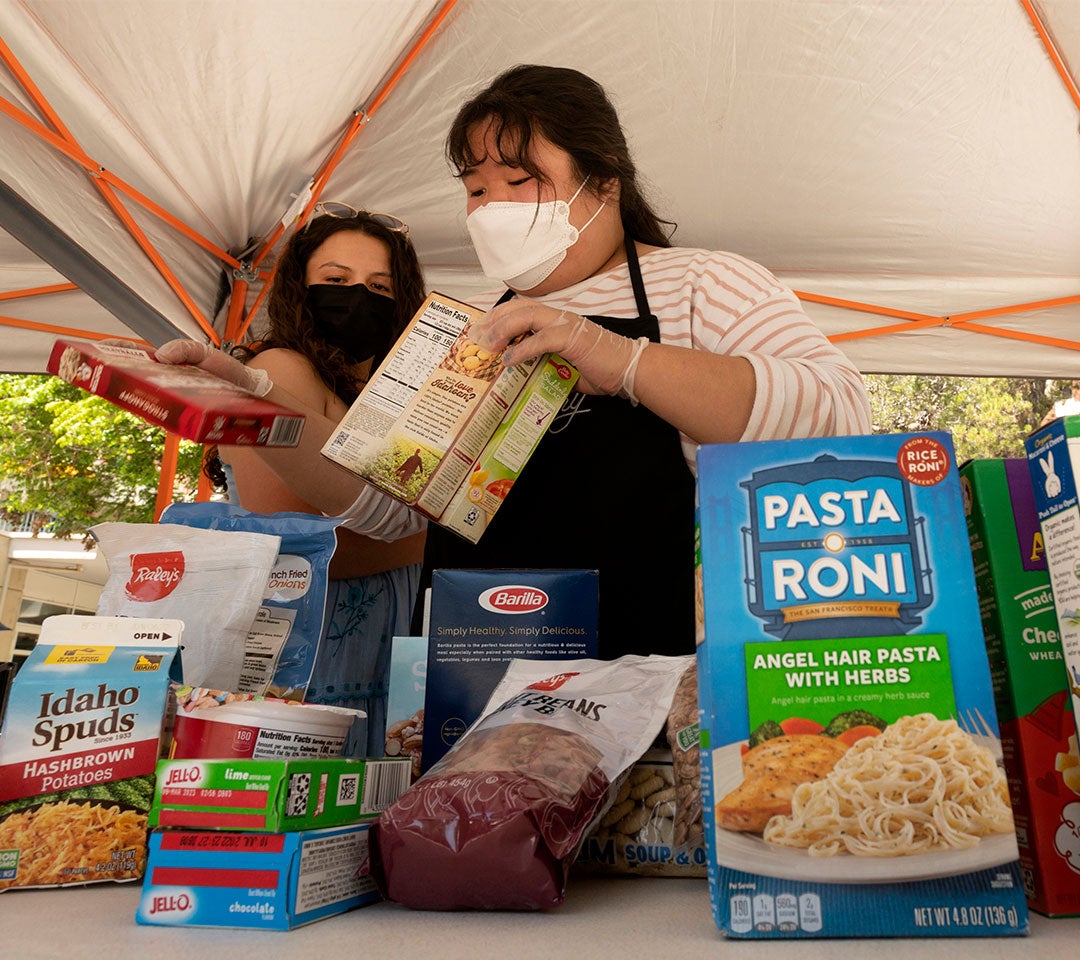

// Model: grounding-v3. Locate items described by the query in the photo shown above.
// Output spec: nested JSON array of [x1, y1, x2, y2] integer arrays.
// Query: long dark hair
[[204, 211, 425, 493], [252, 212, 425, 404], [446, 64, 674, 248]]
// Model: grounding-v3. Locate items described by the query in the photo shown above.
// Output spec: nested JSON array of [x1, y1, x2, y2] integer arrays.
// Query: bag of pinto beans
[[368, 654, 693, 910]]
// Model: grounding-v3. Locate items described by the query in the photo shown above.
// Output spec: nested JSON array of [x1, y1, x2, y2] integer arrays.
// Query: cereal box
[[421, 568, 599, 773], [137, 822, 379, 929], [319, 292, 576, 541], [696, 432, 1027, 938], [0, 615, 181, 891], [384, 636, 426, 778], [962, 458, 1080, 916], [1025, 416, 1080, 744], [47, 337, 305, 446], [149, 756, 410, 832]]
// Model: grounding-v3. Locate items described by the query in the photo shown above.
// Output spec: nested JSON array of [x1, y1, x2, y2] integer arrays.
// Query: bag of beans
[[368, 654, 692, 910]]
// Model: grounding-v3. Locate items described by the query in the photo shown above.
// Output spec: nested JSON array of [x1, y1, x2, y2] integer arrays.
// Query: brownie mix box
[[136, 822, 378, 929], [319, 292, 576, 541], [421, 568, 599, 773], [0, 615, 181, 891], [696, 432, 1027, 938], [48, 337, 305, 446], [150, 756, 411, 832], [962, 458, 1080, 916]]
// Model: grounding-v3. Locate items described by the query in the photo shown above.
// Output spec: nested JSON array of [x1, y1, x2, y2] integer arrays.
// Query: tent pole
[[155, 434, 180, 521], [0, 177, 184, 348]]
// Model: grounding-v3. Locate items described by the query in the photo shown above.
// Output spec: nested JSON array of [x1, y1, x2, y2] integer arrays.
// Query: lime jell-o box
[[150, 757, 411, 831]]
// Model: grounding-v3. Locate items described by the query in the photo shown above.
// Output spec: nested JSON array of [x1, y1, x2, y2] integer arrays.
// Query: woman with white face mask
[[156, 64, 870, 660]]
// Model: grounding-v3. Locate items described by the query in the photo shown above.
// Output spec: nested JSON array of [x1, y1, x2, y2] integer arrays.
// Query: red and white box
[[47, 337, 305, 446]]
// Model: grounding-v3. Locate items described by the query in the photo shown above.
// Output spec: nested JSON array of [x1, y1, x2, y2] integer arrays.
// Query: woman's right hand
[[155, 339, 272, 397]]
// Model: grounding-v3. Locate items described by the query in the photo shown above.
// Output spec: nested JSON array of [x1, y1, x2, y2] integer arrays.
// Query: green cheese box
[[150, 756, 411, 832]]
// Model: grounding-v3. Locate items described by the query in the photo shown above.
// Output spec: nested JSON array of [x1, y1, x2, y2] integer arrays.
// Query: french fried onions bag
[[368, 654, 692, 910]]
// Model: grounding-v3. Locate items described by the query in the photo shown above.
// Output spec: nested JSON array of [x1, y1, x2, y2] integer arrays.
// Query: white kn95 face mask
[[466, 178, 605, 290]]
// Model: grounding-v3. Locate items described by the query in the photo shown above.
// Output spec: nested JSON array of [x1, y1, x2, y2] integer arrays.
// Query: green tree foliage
[[0, 374, 203, 538], [865, 374, 1061, 464]]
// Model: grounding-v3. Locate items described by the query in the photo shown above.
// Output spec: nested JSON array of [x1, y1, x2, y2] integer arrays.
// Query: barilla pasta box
[[1025, 416, 1080, 744], [136, 822, 378, 929], [0, 615, 182, 891], [962, 458, 1080, 916], [149, 757, 410, 832], [421, 568, 599, 773], [47, 337, 305, 446], [696, 432, 1027, 938], [319, 292, 576, 542]]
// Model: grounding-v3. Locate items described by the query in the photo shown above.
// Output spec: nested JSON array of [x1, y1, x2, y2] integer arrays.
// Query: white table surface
[[2, 875, 1075, 959]]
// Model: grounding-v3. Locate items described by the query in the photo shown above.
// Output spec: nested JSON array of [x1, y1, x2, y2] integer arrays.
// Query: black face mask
[[305, 283, 397, 364]]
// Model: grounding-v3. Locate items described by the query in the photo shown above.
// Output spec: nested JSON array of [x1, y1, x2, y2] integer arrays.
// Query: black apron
[[412, 238, 696, 659]]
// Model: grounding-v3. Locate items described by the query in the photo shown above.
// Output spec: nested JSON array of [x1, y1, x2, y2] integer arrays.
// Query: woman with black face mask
[[206, 205, 427, 755]]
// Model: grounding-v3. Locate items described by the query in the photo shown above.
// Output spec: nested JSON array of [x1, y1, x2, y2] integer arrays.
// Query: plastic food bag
[[91, 521, 280, 690], [368, 654, 692, 910], [161, 502, 338, 700]]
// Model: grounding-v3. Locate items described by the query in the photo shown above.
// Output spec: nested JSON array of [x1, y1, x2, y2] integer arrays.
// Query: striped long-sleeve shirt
[[340, 246, 870, 535]]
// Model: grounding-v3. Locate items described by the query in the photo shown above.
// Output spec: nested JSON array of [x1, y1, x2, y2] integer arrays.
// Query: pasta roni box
[[150, 756, 411, 831], [0, 615, 182, 891], [137, 822, 378, 929], [961, 458, 1080, 916], [47, 337, 305, 446], [320, 292, 577, 541], [696, 432, 1027, 938]]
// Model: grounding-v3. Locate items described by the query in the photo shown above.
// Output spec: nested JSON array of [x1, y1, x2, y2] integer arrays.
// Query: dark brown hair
[[248, 212, 424, 404], [446, 64, 674, 248]]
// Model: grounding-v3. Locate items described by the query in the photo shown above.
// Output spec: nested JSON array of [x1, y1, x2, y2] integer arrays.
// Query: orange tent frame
[[0, 0, 1075, 521]]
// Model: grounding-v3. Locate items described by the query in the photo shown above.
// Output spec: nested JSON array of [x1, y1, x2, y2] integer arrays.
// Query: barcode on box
[[268, 416, 305, 446], [336, 773, 360, 807], [360, 760, 411, 813]]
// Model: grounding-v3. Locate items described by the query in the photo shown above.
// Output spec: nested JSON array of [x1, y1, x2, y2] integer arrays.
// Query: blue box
[[696, 432, 1027, 938], [136, 822, 378, 929], [422, 568, 598, 772]]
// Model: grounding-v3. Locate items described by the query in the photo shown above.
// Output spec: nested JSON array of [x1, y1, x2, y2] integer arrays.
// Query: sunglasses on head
[[312, 200, 409, 236]]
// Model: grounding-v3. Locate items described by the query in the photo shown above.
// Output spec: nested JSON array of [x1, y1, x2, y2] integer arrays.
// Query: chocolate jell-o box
[[48, 337, 305, 446]]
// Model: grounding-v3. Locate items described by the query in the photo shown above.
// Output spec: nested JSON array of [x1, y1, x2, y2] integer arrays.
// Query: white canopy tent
[[0, 0, 1078, 380]]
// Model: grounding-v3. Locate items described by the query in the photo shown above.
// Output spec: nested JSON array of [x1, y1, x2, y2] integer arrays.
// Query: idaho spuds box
[[47, 338, 305, 446], [137, 822, 378, 929], [696, 432, 1026, 938], [961, 458, 1080, 917], [421, 568, 599, 773]]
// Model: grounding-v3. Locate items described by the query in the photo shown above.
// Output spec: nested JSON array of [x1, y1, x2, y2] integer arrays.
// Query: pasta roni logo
[[125, 551, 184, 602], [478, 585, 549, 614], [742, 448, 939, 640]]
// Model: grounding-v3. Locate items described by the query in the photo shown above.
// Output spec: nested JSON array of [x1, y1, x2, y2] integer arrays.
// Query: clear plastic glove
[[472, 300, 649, 402], [154, 339, 272, 397]]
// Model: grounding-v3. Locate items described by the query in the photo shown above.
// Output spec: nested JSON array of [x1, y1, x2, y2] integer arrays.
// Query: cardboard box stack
[[137, 696, 411, 929], [696, 432, 1027, 938], [962, 458, 1080, 916]]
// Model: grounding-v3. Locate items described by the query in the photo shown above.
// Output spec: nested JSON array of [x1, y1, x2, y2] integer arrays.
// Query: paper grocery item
[[91, 521, 281, 690], [48, 337, 305, 446], [962, 458, 1079, 917], [696, 431, 1027, 939], [0, 615, 181, 892], [320, 291, 577, 542]]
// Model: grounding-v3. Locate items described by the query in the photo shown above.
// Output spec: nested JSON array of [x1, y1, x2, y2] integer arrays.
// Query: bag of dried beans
[[368, 654, 692, 910]]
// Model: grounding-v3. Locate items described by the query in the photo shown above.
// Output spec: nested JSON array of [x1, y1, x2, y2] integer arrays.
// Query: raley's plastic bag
[[368, 654, 692, 910], [160, 502, 338, 701], [91, 521, 280, 691]]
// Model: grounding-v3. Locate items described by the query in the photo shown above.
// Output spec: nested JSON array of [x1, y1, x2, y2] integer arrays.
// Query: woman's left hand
[[471, 299, 649, 400]]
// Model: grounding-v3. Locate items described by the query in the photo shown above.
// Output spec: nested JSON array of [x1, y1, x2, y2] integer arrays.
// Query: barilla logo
[[146, 889, 196, 918], [164, 764, 201, 787], [478, 585, 549, 614], [125, 551, 184, 602], [526, 671, 580, 692]]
